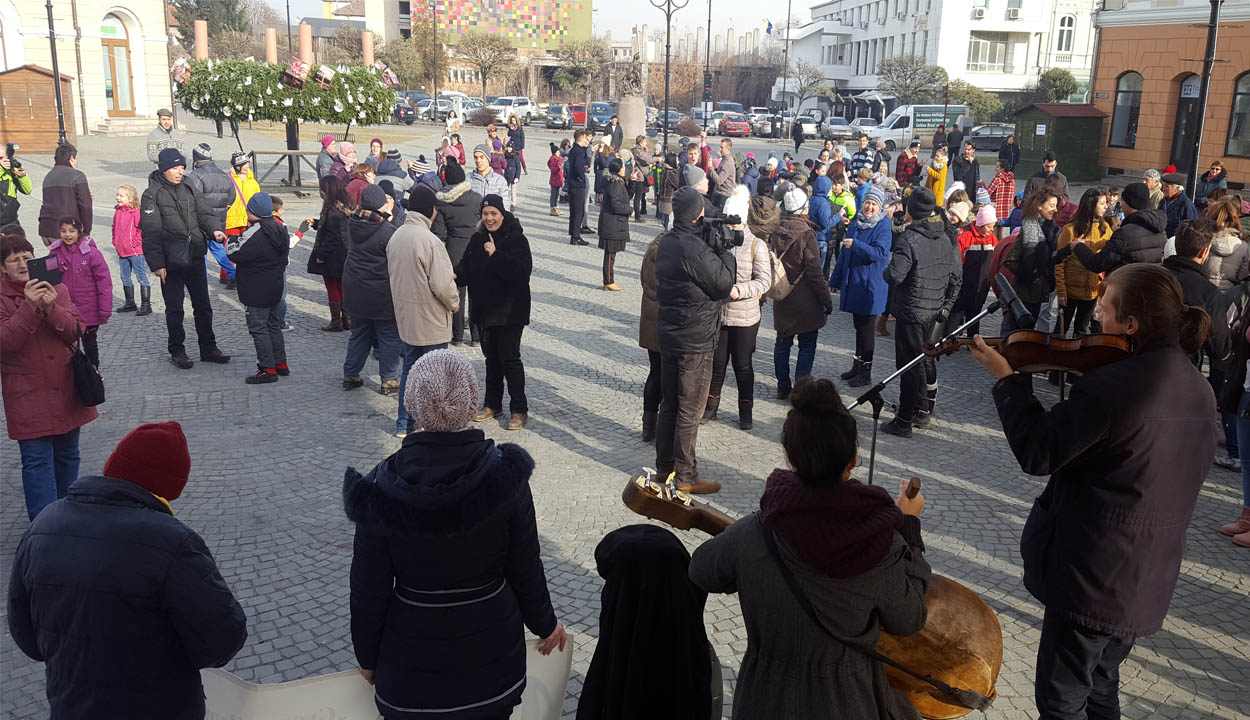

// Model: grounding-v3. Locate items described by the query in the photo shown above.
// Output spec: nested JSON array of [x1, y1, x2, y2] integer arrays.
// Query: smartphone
[[27, 255, 62, 286]]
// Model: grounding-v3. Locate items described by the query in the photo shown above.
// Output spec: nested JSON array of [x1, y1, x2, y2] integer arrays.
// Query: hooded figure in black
[[576, 525, 716, 720]]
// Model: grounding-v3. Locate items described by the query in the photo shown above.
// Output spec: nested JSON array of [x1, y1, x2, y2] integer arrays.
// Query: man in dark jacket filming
[[655, 186, 736, 494], [882, 187, 961, 438], [7, 421, 248, 720]]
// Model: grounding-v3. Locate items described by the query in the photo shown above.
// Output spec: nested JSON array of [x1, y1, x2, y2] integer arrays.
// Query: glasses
[[4, 254, 30, 267]]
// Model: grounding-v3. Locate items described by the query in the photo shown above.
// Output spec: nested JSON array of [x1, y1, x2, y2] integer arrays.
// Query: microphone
[[994, 273, 1035, 329]]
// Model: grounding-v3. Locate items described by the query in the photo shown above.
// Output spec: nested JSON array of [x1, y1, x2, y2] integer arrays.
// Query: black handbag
[[70, 329, 105, 407]]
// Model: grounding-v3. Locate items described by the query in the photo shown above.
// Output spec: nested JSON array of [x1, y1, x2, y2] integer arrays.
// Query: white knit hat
[[402, 349, 480, 432], [722, 185, 751, 223], [783, 186, 809, 214]]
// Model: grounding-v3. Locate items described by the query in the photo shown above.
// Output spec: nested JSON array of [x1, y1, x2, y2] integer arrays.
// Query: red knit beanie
[[103, 422, 192, 501]]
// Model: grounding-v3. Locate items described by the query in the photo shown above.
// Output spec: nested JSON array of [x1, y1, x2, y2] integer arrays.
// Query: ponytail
[[1179, 304, 1211, 355], [1103, 264, 1205, 352]]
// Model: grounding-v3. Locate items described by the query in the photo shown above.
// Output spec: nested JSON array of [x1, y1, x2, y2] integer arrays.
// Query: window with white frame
[[1056, 15, 1075, 53], [1109, 71, 1143, 148], [967, 32, 1008, 72]]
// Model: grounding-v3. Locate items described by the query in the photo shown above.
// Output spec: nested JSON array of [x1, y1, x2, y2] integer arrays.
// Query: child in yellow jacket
[[926, 147, 948, 202]]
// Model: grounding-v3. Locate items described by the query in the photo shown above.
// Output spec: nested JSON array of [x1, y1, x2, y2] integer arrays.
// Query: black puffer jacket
[[185, 160, 234, 228], [308, 204, 349, 277], [431, 181, 482, 267], [139, 170, 222, 272], [655, 219, 736, 354], [455, 212, 532, 327], [884, 215, 961, 324], [226, 217, 290, 308], [1070, 208, 1167, 276], [597, 173, 631, 253], [343, 214, 398, 321], [7, 476, 247, 720], [344, 432, 556, 720]]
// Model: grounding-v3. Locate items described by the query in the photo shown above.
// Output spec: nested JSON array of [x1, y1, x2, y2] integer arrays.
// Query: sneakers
[[170, 353, 194, 370], [1214, 455, 1241, 472], [677, 480, 721, 494], [200, 349, 231, 364], [1220, 507, 1250, 537], [342, 375, 364, 389], [246, 368, 279, 384], [881, 418, 913, 438], [380, 380, 401, 396], [275, 363, 290, 377], [506, 413, 528, 430], [473, 407, 500, 422]]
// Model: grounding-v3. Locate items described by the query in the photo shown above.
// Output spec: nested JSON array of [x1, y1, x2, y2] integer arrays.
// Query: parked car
[[753, 114, 781, 137], [587, 101, 613, 132], [850, 117, 879, 132], [820, 116, 854, 143], [487, 96, 539, 125], [393, 101, 416, 125], [659, 109, 682, 130], [969, 123, 1015, 144], [708, 111, 727, 133], [399, 90, 430, 105], [569, 103, 586, 125], [793, 115, 818, 139], [546, 104, 574, 129], [718, 112, 752, 137]]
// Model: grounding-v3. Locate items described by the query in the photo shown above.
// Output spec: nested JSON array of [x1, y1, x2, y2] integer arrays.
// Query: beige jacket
[[721, 227, 774, 327], [386, 213, 460, 347]]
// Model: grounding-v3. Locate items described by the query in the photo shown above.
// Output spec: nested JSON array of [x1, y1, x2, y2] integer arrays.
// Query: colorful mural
[[418, 0, 592, 50]]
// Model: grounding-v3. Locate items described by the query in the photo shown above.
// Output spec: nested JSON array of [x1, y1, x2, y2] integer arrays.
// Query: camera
[[5, 143, 20, 170], [701, 213, 744, 251]]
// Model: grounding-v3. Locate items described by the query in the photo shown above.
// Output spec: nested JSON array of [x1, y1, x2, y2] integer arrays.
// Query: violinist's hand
[[970, 334, 1014, 380]]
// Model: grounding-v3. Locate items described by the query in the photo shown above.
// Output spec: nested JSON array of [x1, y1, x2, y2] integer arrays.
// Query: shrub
[[674, 118, 702, 139], [470, 107, 498, 126]]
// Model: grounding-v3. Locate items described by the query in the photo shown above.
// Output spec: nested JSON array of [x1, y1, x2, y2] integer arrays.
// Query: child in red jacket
[[49, 216, 112, 367], [547, 143, 565, 216], [111, 185, 150, 316]]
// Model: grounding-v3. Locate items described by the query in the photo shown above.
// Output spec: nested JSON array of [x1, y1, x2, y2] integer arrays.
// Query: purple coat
[[49, 237, 113, 327]]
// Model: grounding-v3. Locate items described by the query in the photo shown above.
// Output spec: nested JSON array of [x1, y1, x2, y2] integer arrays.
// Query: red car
[[719, 112, 752, 137], [568, 104, 586, 126]]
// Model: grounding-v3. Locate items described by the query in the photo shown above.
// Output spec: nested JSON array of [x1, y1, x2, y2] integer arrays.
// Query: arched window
[[1056, 15, 1075, 53], [1228, 72, 1250, 157], [1109, 71, 1142, 148]]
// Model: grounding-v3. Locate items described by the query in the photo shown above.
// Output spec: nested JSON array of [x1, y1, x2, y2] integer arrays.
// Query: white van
[[868, 104, 968, 150]]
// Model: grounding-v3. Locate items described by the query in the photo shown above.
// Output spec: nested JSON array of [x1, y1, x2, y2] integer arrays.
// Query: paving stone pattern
[[2, 119, 1247, 719]]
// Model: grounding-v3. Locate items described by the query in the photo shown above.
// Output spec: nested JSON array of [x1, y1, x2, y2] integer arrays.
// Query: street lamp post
[[431, 0, 440, 100], [44, 0, 68, 145], [1186, 0, 1224, 196], [650, 0, 689, 154], [285, 0, 292, 53], [703, 0, 712, 130], [781, 0, 791, 113]]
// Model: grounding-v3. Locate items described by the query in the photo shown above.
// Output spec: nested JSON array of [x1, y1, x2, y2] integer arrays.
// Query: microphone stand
[[849, 300, 1007, 485]]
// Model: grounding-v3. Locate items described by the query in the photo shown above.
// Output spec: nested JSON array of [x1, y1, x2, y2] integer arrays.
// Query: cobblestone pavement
[[2, 118, 1248, 719]]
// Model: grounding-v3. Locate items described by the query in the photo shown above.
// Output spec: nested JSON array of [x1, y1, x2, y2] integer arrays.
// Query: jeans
[[1034, 607, 1135, 720], [481, 324, 527, 414], [245, 305, 286, 368], [276, 277, 288, 326], [17, 428, 81, 520], [643, 350, 662, 413], [343, 318, 401, 382], [568, 186, 589, 239], [774, 330, 819, 390], [1235, 391, 1250, 505], [710, 323, 759, 403], [397, 342, 448, 433], [207, 238, 236, 280], [656, 352, 714, 483], [161, 262, 218, 357], [549, 186, 560, 208], [118, 254, 150, 287], [894, 319, 937, 422]]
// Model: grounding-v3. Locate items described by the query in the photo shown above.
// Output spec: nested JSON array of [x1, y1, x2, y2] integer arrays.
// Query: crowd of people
[[0, 106, 1246, 720]]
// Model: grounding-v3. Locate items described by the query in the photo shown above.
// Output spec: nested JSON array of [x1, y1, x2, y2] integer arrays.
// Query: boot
[[340, 310, 351, 330], [701, 396, 720, 423], [116, 285, 137, 313], [641, 410, 657, 442], [1220, 506, 1250, 537], [738, 400, 753, 430], [848, 360, 872, 388], [135, 286, 152, 316], [321, 301, 344, 332], [1235, 528, 1250, 548], [840, 357, 861, 381]]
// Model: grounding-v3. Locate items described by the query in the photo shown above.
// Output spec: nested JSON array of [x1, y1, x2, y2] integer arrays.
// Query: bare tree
[[456, 31, 516, 102], [553, 39, 610, 127], [791, 59, 828, 111], [876, 54, 948, 105]]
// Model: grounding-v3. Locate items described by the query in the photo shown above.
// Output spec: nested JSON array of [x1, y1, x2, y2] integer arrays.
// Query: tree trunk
[[584, 83, 592, 130], [481, 74, 488, 107]]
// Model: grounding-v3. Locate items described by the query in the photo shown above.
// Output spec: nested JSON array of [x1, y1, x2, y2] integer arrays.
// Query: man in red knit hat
[[7, 422, 248, 720]]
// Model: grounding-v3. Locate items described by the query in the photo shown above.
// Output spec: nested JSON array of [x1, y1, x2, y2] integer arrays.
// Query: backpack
[[763, 237, 799, 301]]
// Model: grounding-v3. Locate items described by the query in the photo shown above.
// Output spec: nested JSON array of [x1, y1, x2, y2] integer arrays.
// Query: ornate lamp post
[[650, 0, 689, 154]]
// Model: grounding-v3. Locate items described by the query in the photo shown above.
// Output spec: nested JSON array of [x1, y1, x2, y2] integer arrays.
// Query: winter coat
[[722, 228, 773, 327], [791, 120, 805, 145], [1071, 208, 1167, 277], [1004, 217, 1059, 305], [7, 475, 247, 720], [49, 237, 112, 327], [224, 169, 259, 232], [454, 212, 532, 328], [655, 219, 737, 354], [387, 212, 460, 347], [850, 149, 874, 175], [1204, 228, 1250, 290], [1163, 255, 1231, 364], [689, 470, 928, 720], [37, 162, 92, 238], [548, 153, 565, 188], [1163, 191, 1199, 237], [1025, 168, 1067, 198], [639, 236, 661, 352], [949, 154, 980, 194], [317, 148, 336, 179], [1196, 168, 1227, 205], [946, 128, 964, 155], [831, 212, 892, 316], [111, 205, 144, 258], [708, 153, 736, 199], [503, 150, 522, 185], [139, 171, 222, 272], [598, 173, 632, 253], [952, 226, 998, 317], [185, 160, 234, 230], [0, 280, 96, 441], [594, 154, 614, 195], [884, 215, 961, 324], [808, 177, 837, 251], [992, 338, 1216, 637], [895, 153, 920, 186], [343, 214, 399, 321], [658, 163, 681, 214], [308, 204, 350, 277], [489, 151, 507, 176], [470, 169, 508, 199], [329, 156, 353, 182], [747, 195, 781, 242], [1054, 220, 1111, 302], [924, 161, 947, 201], [567, 143, 590, 189], [507, 124, 526, 150], [741, 165, 760, 196], [630, 144, 653, 182], [997, 140, 1021, 170], [986, 171, 1015, 225], [226, 218, 289, 308], [771, 215, 832, 337], [610, 123, 624, 151], [431, 181, 483, 269], [145, 124, 186, 164]]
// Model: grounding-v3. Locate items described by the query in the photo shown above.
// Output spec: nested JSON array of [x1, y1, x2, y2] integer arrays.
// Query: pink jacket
[[0, 279, 98, 440], [49, 236, 113, 327], [111, 204, 144, 257]]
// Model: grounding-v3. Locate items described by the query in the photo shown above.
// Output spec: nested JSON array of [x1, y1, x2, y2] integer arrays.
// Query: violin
[[926, 330, 1131, 374]]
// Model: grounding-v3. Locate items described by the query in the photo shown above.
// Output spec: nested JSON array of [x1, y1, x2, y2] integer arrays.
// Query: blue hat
[[158, 148, 186, 172], [246, 192, 273, 218]]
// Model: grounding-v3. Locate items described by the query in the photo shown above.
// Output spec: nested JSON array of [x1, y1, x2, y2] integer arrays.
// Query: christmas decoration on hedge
[[173, 58, 393, 126]]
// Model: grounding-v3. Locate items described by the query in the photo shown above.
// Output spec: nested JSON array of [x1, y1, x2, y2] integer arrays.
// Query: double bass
[[623, 472, 1001, 720]]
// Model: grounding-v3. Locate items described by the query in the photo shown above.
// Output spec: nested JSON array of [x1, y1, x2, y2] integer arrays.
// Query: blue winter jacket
[[741, 165, 760, 196], [808, 176, 837, 251], [830, 212, 893, 316]]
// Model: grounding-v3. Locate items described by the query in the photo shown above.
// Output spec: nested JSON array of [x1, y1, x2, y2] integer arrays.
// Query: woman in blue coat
[[831, 183, 893, 388]]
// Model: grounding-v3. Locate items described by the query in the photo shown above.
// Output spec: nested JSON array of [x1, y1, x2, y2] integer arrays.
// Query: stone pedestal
[[619, 95, 646, 148]]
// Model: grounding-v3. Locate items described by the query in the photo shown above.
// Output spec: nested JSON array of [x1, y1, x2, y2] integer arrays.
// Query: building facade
[[1093, 0, 1250, 179], [0, 0, 173, 135]]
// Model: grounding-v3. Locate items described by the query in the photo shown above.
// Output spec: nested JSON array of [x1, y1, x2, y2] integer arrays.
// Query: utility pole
[[285, 0, 292, 53], [431, 0, 440, 100], [702, 0, 712, 129], [781, 0, 791, 113], [45, 0, 68, 144], [1187, 0, 1224, 196], [651, 0, 689, 153]]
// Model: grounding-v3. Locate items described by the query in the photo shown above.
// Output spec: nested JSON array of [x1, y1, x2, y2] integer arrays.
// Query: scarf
[[854, 207, 886, 230]]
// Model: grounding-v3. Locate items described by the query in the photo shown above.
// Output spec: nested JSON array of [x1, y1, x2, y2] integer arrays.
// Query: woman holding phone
[[0, 233, 98, 520]]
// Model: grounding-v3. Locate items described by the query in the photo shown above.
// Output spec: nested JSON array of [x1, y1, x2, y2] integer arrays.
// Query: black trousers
[[480, 324, 527, 414], [656, 351, 713, 483], [451, 286, 475, 343], [1035, 608, 1135, 720], [161, 263, 217, 357], [630, 179, 648, 217], [643, 350, 663, 413], [709, 323, 759, 403], [568, 186, 589, 239], [894, 319, 936, 422], [1061, 299, 1096, 336], [852, 313, 875, 364], [602, 251, 617, 285]]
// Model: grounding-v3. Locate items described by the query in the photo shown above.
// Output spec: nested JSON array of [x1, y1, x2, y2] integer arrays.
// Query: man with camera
[[654, 186, 737, 494], [0, 145, 31, 228]]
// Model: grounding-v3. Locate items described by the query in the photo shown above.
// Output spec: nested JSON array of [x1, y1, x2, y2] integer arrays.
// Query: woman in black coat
[[308, 175, 352, 331], [345, 349, 566, 720], [506, 115, 527, 173], [598, 157, 631, 290], [455, 195, 534, 430]]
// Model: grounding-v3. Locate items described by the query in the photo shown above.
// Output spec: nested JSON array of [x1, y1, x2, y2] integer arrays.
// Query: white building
[[774, 0, 1098, 120]]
